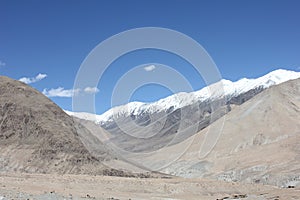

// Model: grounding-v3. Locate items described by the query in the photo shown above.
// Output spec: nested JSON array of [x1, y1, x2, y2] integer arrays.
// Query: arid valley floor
[[1, 173, 299, 200]]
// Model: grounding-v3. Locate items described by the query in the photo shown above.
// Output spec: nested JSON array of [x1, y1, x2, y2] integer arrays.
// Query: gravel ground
[[0, 173, 299, 200]]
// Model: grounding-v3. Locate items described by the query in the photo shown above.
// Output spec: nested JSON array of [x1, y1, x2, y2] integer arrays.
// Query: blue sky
[[0, 0, 300, 114]]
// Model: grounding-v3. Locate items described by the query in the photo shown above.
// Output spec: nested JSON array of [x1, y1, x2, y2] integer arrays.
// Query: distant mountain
[[65, 70, 300, 187], [67, 69, 300, 153], [68, 69, 300, 124]]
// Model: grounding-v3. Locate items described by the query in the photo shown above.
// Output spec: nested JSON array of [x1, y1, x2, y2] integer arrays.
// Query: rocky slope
[[0, 76, 150, 176]]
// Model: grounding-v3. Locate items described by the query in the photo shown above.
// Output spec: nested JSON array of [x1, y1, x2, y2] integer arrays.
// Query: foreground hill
[[0, 76, 147, 176]]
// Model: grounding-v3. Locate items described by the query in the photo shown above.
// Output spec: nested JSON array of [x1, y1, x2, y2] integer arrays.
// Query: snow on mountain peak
[[66, 69, 300, 124]]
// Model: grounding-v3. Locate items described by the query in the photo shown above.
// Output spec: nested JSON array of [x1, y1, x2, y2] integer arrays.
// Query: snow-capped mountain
[[66, 69, 300, 124]]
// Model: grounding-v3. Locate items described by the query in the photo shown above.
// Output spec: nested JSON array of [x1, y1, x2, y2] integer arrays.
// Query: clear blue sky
[[1, 0, 300, 114]]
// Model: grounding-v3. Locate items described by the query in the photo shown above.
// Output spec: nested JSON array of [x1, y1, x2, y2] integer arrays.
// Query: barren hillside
[[158, 78, 300, 187], [0, 76, 146, 176]]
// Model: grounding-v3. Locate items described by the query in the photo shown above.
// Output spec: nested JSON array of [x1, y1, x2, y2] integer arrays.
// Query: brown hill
[[0, 76, 142, 176]]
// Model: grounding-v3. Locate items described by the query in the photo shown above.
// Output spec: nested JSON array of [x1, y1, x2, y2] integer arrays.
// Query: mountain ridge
[[67, 69, 300, 124]]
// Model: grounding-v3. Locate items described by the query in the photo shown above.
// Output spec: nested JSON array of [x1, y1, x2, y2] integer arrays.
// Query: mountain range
[[1, 69, 300, 199], [67, 69, 300, 124], [67, 69, 300, 187], [67, 69, 300, 153]]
